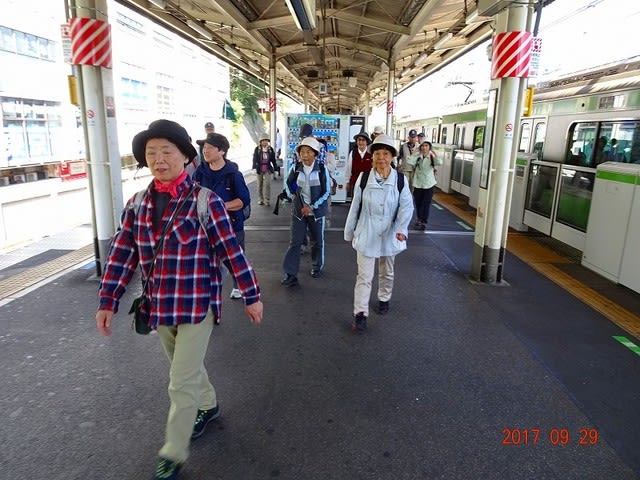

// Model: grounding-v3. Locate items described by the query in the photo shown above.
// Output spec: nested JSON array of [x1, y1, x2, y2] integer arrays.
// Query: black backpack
[[356, 170, 405, 222], [224, 171, 251, 221]]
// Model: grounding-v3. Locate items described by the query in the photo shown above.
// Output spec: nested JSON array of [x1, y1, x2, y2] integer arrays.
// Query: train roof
[[533, 58, 640, 101]]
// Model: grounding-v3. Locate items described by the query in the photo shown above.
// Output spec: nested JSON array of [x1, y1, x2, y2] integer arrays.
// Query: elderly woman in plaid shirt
[[95, 119, 263, 480]]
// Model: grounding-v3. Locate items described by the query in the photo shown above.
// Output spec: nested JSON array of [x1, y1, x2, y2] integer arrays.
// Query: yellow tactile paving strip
[[434, 192, 640, 341], [0, 244, 94, 300]]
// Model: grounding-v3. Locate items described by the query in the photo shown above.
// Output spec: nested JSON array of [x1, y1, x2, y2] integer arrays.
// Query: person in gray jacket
[[343, 134, 414, 333], [281, 136, 332, 286]]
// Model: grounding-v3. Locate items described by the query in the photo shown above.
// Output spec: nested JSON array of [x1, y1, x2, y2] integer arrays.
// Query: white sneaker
[[230, 288, 242, 299]]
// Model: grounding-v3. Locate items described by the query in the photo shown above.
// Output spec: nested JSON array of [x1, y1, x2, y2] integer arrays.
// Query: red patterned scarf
[[153, 170, 188, 198]]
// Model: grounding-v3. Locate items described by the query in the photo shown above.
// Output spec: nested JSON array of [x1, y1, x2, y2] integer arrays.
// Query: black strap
[[139, 185, 195, 295]]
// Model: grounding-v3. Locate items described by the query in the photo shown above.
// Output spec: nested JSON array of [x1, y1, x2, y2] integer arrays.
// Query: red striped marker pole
[[70, 17, 112, 68], [490, 31, 532, 79]]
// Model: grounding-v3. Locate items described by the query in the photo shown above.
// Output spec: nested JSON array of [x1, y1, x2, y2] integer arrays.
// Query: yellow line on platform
[[434, 192, 640, 341], [0, 244, 94, 300]]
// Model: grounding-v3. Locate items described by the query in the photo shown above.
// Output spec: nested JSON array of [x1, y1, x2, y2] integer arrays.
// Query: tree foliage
[[230, 68, 266, 122]]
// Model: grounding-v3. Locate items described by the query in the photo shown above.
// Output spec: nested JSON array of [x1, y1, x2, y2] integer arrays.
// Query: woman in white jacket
[[343, 134, 414, 333]]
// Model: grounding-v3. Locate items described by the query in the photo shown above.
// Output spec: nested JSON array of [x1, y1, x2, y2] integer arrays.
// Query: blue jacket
[[193, 160, 250, 231]]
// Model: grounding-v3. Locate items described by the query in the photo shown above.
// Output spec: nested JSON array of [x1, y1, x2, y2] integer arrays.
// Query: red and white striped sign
[[387, 100, 394, 115], [268, 97, 276, 112], [70, 17, 112, 68], [490, 31, 532, 79]]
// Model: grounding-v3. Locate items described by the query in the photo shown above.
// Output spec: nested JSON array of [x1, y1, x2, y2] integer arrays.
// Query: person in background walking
[[346, 131, 372, 198], [275, 127, 283, 178], [407, 141, 439, 230], [252, 133, 278, 206], [194, 133, 251, 303], [281, 136, 332, 286], [96, 119, 262, 480], [397, 129, 420, 189], [343, 134, 413, 333]]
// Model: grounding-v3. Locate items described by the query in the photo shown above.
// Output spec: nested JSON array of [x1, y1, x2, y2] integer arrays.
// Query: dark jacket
[[193, 160, 250, 231], [252, 145, 278, 174]]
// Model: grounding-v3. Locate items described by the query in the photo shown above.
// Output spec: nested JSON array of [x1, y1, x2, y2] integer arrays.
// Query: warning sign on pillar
[[268, 97, 276, 112], [387, 100, 394, 115], [70, 17, 112, 69], [504, 122, 513, 139], [490, 31, 533, 80]]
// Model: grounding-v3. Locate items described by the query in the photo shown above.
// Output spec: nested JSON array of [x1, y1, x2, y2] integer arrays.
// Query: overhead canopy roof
[[114, 0, 522, 114]]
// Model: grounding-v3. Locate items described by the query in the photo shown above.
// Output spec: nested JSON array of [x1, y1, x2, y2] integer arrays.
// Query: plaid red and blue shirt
[[98, 177, 260, 327]]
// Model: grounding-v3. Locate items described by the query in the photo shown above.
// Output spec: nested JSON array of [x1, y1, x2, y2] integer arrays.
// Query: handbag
[[129, 185, 195, 335], [129, 294, 151, 334]]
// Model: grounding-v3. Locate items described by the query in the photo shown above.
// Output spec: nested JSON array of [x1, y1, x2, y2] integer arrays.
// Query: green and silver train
[[395, 58, 640, 253]]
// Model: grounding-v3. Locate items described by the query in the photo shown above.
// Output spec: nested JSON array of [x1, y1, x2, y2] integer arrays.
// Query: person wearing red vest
[[346, 132, 372, 198]]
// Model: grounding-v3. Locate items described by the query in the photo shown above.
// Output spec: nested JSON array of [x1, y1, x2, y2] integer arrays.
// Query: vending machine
[[285, 113, 365, 203]]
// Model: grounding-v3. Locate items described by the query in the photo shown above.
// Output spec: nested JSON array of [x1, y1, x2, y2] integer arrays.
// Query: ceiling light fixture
[[348, 77, 357, 88], [285, 0, 317, 31], [401, 67, 412, 77], [433, 33, 453, 50], [414, 51, 429, 66], [224, 44, 242, 59], [186, 19, 212, 40], [148, 0, 166, 8], [466, 9, 479, 23], [248, 61, 261, 72]]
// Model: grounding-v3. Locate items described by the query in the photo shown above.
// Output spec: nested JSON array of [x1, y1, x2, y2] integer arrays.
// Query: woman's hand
[[396, 233, 407, 242]]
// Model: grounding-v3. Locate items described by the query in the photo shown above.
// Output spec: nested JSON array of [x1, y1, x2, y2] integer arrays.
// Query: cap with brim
[[409, 129, 417, 137], [204, 122, 214, 128], [373, 126, 384, 134], [296, 136, 320, 155], [369, 134, 397, 157], [204, 133, 230, 152], [353, 132, 371, 144], [259, 133, 270, 142], [132, 119, 197, 168]]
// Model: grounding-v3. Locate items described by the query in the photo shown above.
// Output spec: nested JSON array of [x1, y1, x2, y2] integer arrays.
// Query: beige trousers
[[257, 172, 272, 204], [156, 312, 216, 463], [353, 252, 395, 316]]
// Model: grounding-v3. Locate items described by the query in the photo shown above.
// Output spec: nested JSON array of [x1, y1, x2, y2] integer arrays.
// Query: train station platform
[[1, 174, 640, 480]]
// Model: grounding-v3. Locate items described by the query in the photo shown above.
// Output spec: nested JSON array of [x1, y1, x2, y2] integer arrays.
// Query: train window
[[566, 122, 597, 167], [441, 127, 448, 144], [519, 123, 531, 152], [596, 121, 640, 164], [473, 126, 484, 150], [431, 128, 437, 142], [533, 122, 546, 160], [453, 126, 460, 146]]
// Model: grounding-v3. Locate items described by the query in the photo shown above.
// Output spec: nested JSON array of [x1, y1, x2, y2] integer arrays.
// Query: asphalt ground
[[1, 175, 639, 480]]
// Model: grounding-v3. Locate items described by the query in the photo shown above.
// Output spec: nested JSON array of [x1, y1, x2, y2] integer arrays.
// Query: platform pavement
[[1, 175, 640, 480]]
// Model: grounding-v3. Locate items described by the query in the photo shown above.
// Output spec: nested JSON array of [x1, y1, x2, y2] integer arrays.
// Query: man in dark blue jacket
[[194, 133, 251, 306]]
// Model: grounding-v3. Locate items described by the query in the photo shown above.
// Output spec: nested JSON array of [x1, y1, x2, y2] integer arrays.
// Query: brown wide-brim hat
[[132, 119, 197, 168]]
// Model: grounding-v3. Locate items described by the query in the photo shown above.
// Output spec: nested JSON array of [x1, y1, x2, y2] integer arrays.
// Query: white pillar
[[269, 53, 277, 145], [385, 62, 395, 136], [70, 0, 122, 276], [471, 3, 533, 283]]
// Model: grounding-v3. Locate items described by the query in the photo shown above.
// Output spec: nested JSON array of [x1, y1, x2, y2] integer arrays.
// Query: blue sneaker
[[191, 404, 220, 439], [155, 457, 181, 480]]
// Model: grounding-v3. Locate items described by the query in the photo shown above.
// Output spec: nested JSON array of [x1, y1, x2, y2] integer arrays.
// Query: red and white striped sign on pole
[[490, 31, 532, 79], [268, 97, 276, 112], [387, 100, 394, 115], [70, 18, 112, 69]]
